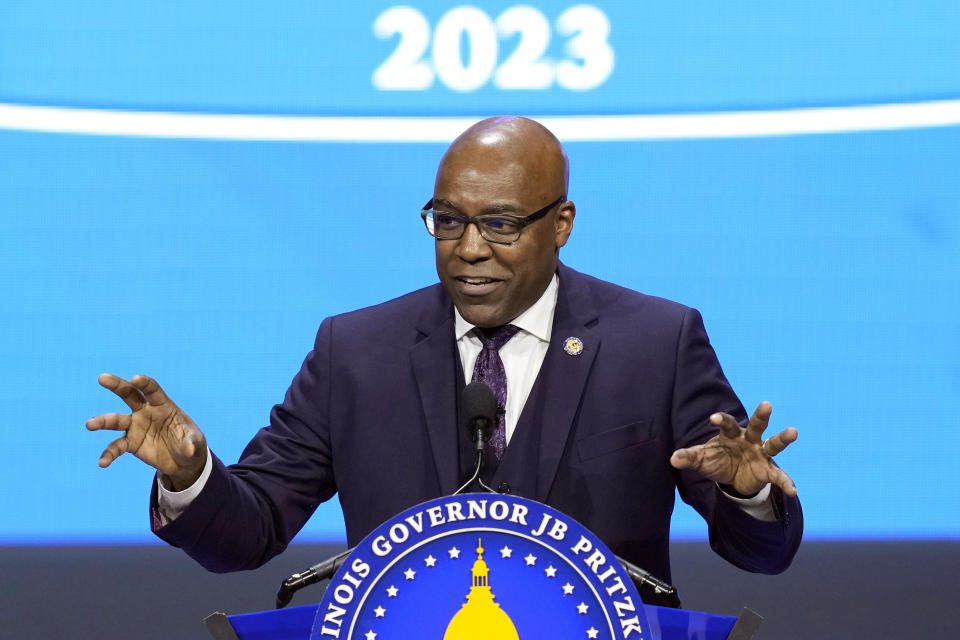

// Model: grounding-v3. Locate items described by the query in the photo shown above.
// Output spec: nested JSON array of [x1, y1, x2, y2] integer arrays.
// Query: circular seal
[[310, 493, 649, 640], [563, 337, 584, 356]]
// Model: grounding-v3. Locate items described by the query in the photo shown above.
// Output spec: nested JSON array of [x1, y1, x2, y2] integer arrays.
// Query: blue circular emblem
[[310, 493, 649, 640]]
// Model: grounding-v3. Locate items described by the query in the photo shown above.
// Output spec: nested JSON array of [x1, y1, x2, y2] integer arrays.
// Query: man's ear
[[554, 200, 576, 248]]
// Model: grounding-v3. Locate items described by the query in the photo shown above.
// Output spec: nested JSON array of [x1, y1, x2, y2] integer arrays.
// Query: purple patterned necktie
[[470, 324, 521, 461]]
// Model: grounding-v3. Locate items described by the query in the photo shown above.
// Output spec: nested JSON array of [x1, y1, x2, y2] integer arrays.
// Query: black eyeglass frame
[[420, 196, 566, 245]]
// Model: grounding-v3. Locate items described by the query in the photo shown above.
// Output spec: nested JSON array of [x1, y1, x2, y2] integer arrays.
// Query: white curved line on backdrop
[[1, 100, 959, 141]]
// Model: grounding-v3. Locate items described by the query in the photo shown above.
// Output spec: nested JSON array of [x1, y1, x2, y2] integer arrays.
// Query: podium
[[208, 603, 763, 640], [205, 494, 763, 640]]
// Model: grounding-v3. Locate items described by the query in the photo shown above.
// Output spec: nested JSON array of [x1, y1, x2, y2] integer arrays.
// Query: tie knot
[[474, 324, 520, 351]]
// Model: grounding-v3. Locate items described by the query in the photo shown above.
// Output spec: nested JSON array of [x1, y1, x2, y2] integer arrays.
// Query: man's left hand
[[670, 402, 798, 498]]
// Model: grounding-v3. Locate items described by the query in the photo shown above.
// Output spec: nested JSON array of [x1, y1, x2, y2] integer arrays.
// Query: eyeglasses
[[420, 197, 565, 245]]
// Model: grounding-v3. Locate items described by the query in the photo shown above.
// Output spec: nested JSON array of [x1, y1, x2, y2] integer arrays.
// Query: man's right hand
[[86, 374, 208, 491]]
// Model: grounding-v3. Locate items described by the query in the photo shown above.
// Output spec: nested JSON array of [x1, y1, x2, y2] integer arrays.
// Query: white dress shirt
[[455, 274, 558, 445]]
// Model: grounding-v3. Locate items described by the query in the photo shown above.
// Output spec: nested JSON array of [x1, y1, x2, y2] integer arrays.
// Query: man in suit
[[87, 116, 801, 584]]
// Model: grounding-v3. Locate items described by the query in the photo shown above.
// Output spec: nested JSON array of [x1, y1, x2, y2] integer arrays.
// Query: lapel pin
[[563, 336, 584, 356]]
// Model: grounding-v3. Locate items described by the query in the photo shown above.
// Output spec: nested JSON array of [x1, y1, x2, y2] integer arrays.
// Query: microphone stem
[[454, 449, 495, 495]]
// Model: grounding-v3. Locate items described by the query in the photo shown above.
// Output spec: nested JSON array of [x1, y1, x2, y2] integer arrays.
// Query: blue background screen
[[1, 1, 958, 543]]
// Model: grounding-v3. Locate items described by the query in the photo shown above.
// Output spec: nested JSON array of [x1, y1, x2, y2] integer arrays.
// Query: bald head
[[430, 116, 576, 328], [437, 116, 569, 198]]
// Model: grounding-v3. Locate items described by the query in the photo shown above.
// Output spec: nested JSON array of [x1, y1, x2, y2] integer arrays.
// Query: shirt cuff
[[155, 448, 213, 525], [718, 482, 777, 522]]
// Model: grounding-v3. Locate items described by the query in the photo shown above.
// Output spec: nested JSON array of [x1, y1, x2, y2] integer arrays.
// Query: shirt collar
[[454, 273, 559, 342]]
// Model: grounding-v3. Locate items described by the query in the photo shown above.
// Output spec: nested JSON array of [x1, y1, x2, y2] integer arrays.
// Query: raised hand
[[86, 374, 207, 491], [670, 402, 798, 498]]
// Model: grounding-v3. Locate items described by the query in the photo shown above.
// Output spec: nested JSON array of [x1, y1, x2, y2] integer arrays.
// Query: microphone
[[454, 382, 498, 494], [615, 555, 682, 608], [276, 547, 352, 608], [461, 381, 498, 453]]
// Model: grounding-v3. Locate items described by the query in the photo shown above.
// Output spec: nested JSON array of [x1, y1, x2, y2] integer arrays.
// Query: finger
[[179, 435, 198, 460], [709, 412, 742, 440], [98, 435, 130, 468], [98, 373, 146, 411], [744, 401, 772, 444], [670, 446, 702, 470], [130, 375, 171, 407], [762, 428, 798, 457], [769, 466, 798, 497], [85, 413, 133, 431]]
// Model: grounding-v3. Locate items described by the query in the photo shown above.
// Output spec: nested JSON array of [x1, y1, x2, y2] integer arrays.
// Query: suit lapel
[[410, 291, 461, 495], [534, 265, 600, 501]]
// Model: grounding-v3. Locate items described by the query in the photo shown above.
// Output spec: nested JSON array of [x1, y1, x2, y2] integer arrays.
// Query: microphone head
[[461, 382, 498, 449]]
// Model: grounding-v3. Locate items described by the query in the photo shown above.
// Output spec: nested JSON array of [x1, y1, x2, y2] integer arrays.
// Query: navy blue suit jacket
[[154, 264, 802, 582]]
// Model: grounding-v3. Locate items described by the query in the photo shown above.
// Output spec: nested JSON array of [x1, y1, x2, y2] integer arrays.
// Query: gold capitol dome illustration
[[443, 539, 520, 640]]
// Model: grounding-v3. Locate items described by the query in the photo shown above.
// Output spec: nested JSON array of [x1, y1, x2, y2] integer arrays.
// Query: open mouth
[[455, 276, 503, 295]]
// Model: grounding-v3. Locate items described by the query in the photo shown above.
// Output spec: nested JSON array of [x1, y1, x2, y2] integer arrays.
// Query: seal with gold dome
[[309, 493, 650, 640]]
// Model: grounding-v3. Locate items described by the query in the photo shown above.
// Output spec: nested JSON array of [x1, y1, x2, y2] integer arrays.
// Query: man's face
[[433, 144, 574, 328]]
